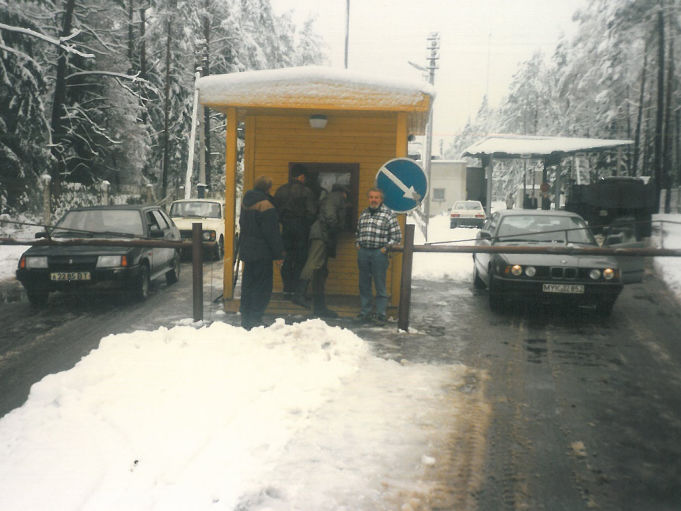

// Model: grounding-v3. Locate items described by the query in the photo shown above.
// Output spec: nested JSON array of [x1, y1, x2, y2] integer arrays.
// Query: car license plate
[[543, 283, 584, 294], [50, 272, 91, 281]]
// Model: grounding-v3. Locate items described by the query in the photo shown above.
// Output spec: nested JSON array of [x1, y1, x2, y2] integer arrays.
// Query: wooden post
[[397, 224, 415, 331], [391, 112, 408, 309], [223, 107, 237, 299], [192, 222, 204, 321]]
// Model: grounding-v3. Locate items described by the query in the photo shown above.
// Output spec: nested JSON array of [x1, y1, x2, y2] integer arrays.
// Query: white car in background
[[169, 199, 225, 260], [450, 200, 486, 228]]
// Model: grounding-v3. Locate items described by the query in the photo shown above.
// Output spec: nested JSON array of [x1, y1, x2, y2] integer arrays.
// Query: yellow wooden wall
[[243, 111, 404, 298]]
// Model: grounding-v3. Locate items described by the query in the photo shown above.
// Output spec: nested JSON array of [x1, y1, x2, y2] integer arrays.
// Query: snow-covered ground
[[653, 214, 681, 300], [0, 214, 41, 281], [0, 210, 679, 510], [411, 215, 477, 281]]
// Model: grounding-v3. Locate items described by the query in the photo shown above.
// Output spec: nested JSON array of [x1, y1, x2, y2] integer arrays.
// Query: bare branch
[[64, 70, 150, 84], [0, 22, 94, 58]]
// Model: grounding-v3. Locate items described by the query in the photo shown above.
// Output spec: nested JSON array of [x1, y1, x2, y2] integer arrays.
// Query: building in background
[[418, 159, 467, 215]]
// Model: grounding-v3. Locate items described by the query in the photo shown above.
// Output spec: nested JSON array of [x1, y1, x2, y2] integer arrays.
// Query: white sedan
[[169, 199, 225, 260], [449, 200, 486, 228]]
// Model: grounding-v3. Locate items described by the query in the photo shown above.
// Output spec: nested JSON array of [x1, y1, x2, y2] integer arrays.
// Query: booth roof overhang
[[197, 66, 435, 135], [462, 134, 634, 161]]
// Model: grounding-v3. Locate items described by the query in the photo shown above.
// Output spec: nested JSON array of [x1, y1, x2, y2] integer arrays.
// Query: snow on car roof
[[497, 209, 582, 217], [462, 134, 633, 159], [197, 66, 434, 112], [171, 199, 223, 203]]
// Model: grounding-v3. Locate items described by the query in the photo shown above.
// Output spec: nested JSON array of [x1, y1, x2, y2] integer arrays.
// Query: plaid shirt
[[355, 203, 401, 249]]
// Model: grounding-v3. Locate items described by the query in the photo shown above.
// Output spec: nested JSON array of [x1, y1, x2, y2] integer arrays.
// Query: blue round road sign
[[375, 158, 428, 213]]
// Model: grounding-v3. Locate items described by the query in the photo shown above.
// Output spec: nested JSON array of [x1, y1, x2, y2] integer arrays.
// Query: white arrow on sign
[[379, 165, 422, 201]]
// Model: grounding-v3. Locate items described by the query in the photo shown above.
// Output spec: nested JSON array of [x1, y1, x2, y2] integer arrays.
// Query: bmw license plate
[[543, 283, 584, 294], [50, 272, 91, 281]]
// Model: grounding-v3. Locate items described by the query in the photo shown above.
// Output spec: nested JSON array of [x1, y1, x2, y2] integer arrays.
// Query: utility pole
[[344, 0, 350, 69], [422, 32, 439, 241]]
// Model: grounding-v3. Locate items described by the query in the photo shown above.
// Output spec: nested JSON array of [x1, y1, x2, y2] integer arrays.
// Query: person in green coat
[[293, 184, 349, 318]]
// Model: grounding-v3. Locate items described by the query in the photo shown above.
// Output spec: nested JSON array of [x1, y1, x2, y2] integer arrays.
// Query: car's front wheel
[[26, 287, 49, 308], [214, 236, 224, 261], [473, 264, 485, 289], [132, 263, 150, 301], [596, 298, 616, 316], [166, 251, 181, 285], [488, 274, 504, 312]]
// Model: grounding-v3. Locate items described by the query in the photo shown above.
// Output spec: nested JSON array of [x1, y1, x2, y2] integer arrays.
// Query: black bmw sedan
[[472, 209, 644, 315]]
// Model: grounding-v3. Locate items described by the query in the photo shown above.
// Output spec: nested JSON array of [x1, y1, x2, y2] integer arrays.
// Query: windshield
[[170, 201, 221, 219], [496, 214, 596, 244], [453, 201, 482, 210], [54, 209, 143, 237]]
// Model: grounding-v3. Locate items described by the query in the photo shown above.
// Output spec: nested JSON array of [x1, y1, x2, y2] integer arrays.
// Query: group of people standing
[[238, 165, 401, 330]]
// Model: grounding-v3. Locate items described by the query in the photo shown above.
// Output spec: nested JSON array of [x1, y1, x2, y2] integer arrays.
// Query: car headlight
[[96, 255, 124, 268], [603, 268, 616, 280], [510, 264, 523, 276], [589, 269, 602, 280], [24, 256, 48, 269], [524, 266, 536, 277], [202, 230, 216, 241]]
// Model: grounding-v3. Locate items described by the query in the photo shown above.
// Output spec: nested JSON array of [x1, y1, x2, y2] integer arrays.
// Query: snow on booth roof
[[197, 66, 435, 112], [462, 134, 633, 159]]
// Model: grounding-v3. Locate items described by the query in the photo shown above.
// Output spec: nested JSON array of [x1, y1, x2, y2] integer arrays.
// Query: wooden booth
[[197, 66, 434, 317]]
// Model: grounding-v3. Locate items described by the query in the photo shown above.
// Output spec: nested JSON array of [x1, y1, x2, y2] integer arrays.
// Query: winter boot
[[291, 279, 310, 308], [312, 294, 338, 318]]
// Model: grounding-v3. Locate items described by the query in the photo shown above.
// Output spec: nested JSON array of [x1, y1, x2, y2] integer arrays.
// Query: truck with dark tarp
[[564, 176, 656, 239]]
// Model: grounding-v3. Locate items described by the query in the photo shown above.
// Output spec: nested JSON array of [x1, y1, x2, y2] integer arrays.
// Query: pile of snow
[[0, 319, 465, 510]]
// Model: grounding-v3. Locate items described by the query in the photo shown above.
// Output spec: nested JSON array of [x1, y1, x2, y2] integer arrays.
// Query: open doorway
[[288, 162, 359, 231]]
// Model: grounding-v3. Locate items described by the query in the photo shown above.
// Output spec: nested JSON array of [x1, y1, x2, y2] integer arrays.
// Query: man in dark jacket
[[294, 184, 349, 317], [239, 176, 284, 330], [273, 164, 317, 298]]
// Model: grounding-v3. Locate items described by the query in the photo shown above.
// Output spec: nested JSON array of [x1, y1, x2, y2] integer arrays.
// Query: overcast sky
[[270, 0, 587, 145]]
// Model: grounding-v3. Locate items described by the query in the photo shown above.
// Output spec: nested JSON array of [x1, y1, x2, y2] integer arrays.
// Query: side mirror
[[35, 231, 47, 239], [603, 233, 624, 246], [478, 231, 491, 240], [149, 227, 164, 238]]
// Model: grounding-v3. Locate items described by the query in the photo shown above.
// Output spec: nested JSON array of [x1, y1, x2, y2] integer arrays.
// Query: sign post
[[376, 158, 427, 331]]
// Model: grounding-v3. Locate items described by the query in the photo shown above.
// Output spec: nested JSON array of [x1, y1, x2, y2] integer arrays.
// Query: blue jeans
[[357, 247, 389, 317]]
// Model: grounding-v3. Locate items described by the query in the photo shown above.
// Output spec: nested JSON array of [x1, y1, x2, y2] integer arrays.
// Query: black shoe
[[314, 308, 338, 319], [291, 294, 310, 308], [355, 313, 372, 324], [373, 314, 387, 326]]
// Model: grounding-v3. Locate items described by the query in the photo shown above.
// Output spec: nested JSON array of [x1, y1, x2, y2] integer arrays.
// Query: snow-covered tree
[[0, 1, 54, 212], [1, 0, 326, 212]]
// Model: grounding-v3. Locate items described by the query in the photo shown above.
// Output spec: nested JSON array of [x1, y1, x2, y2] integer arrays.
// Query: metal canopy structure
[[462, 134, 633, 160], [461, 134, 634, 214]]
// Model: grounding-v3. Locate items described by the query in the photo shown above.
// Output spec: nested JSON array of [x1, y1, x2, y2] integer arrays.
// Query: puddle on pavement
[[525, 338, 547, 364]]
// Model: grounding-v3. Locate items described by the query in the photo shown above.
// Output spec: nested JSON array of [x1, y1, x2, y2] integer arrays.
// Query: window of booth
[[289, 162, 359, 232]]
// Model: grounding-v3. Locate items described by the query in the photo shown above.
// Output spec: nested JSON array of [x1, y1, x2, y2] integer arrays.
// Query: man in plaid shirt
[[355, 187, 401, 324]]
